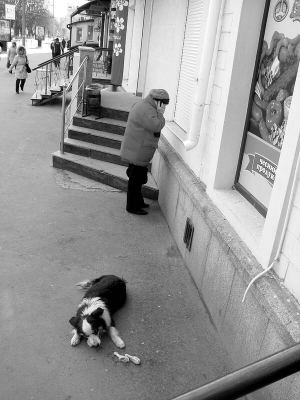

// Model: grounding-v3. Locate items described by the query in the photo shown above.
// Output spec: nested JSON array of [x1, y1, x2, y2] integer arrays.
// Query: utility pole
[[53, 0, 55, 38], [22, 0, 25, 45]]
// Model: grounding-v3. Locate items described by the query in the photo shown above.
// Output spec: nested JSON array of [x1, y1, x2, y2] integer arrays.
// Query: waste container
[[83, 83, 102, 119]]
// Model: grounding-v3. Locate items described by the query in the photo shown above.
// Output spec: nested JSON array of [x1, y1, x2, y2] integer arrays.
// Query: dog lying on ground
[[69, 275, 126, 348]]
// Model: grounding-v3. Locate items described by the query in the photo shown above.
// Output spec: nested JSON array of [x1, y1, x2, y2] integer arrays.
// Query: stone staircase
[[52, 93, 159, 200]]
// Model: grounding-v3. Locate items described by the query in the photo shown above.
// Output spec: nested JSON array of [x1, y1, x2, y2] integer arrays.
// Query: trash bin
[[83, 83, 102, 119]]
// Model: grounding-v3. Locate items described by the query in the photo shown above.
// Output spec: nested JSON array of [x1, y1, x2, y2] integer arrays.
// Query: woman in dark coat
[[120, 89, 169, 215]]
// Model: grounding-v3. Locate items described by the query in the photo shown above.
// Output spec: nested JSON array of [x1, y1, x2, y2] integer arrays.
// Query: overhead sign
[[5, 4, 15, 20]]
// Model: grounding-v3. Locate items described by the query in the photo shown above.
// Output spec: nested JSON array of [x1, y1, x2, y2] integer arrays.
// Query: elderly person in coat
[[8, 45, 29, 94], [120, 89, 170, 215]]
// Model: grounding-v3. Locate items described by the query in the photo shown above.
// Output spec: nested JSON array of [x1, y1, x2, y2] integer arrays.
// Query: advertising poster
[[5, 4, 15, 20], [238, 0, 300, 213], [111, 0, 129, 86], [35, 26, 45, 41], [0, 20, 10, 41]]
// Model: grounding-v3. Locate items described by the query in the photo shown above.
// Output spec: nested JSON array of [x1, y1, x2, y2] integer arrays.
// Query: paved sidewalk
[[0, 53, 231, 400]]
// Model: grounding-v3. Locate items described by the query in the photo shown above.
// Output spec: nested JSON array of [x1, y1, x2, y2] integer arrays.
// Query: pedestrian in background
[[8, 45, 29, 94], [61, 37, 66, 53], [53, 38, 62, 66], [0, 40, 3, 60], [7, 41, 17, 69], [120, 89, 169, 215], [50, 39, 55, 58]]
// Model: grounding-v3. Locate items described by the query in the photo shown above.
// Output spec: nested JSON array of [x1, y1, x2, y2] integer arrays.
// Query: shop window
[[76, 27, 83, 42], [87, 25, 94, 41], [236, 0, 299, 217]]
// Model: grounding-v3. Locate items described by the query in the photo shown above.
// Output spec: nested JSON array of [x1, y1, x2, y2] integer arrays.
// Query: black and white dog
[[69, 275, 126, 348]]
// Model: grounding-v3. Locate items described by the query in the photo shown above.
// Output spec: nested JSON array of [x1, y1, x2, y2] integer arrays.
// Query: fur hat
[[149, 89, 170, 104]]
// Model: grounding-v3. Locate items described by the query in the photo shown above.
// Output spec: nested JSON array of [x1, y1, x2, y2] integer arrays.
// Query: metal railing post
[[60, 84, 67, 154], [45, 64, 48, 95], [81, 60, 87, 115], [49, 61, 52, 87]]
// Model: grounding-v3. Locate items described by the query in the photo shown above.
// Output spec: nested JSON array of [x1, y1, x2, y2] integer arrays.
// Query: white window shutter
[[174, 0, 203, 132]]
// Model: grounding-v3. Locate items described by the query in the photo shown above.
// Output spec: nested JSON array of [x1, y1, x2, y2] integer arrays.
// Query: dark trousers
[[53, 53, 60, 67], [126, 164, 148, 211], [16, 79, 25, 92]]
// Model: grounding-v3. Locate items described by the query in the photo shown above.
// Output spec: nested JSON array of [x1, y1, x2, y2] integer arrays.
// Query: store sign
[[111, 0, 129, 86], [5, 4, 15, 20], [246, 153, 277, 185], [238, 0, 300, 214]]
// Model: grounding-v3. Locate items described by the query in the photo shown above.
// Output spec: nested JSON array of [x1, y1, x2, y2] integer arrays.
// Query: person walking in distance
[[120, 89, 169, 215], [7, 41, 17, 69], [53, 38, 62, 66], [50, 39, 55, 58], [8, 45, 29, 94], [61, 37, 66, 53]]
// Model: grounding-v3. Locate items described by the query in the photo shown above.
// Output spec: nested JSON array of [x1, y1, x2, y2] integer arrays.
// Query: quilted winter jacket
[[9, 55, 28, 79], [120, 95, 165, 167]]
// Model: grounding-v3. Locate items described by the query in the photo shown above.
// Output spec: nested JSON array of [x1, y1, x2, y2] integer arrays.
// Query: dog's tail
[[76, 279, 95, 290], [76, 275, 127, 290]]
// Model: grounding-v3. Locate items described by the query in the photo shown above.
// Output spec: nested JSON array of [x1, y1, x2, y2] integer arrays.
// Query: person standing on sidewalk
[[0, 40, 3, 60], [120, 89, 169, 215], [7, 41, 17, 69], [53, 38, 62, 66], [61, 38, 66, 53], [8, 45, 29, 94]]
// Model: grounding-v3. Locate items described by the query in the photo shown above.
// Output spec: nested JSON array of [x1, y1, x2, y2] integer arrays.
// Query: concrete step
[[73, 114, 127, 136], [52, 151, 159, 200], [63, 137, 128, 167], [68, 125, 123, 149], [99, 107, 129, 122], [50, 86, 62, 94]]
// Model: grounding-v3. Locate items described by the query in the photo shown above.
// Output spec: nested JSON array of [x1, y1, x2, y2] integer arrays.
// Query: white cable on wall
[[242, 149, 300, 303]]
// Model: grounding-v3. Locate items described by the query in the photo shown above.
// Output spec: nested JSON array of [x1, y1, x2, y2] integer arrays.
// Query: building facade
[[121, 0, 300, 398]]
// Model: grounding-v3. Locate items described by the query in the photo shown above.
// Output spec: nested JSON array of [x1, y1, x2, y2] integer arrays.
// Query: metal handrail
[[60, 56, 88, 154], [32, 47, 79, 71], [171, 342, 300, 400]]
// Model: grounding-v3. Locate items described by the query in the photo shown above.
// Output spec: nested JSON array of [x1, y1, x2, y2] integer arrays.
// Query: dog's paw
[[114, 337, 125, 349], [87, 334, 101, 348], [71, 331, 81, 346]]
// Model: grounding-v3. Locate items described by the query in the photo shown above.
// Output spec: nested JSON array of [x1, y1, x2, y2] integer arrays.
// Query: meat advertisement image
[[249, 31, 300, 148]]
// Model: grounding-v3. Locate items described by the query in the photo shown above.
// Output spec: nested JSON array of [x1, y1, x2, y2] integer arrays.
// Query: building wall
[[124, 0, 145, 93], [142, 0, 300, 306], [70, 20, 98, 47], [125, 0, 300, 395], [153, 137, 300, 400]]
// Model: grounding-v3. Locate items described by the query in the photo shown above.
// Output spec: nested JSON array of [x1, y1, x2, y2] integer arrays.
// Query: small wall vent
[[183, 218, 194, 251]]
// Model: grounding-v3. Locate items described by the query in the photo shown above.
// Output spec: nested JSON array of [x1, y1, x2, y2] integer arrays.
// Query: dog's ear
[[91, 308, 104, 319], [69, 316, 78, 327]]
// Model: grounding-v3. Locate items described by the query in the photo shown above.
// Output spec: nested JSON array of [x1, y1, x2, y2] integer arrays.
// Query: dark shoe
[[20, 87, 24, 91], [16, 91, 19, 94], [126, 209, 148, 215], [140, 203, 149, 208]]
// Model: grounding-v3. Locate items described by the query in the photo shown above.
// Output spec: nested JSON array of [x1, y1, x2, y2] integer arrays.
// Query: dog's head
[[69, 297, 108, 338]]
